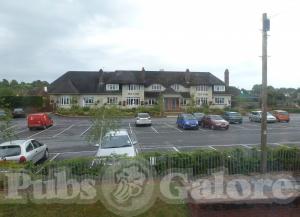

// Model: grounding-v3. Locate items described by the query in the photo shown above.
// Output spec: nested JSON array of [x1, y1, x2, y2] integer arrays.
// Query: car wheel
[[43, 149, 49, 160], [225, 126, 229, 130], [195, 126, 199, 130], [43, 125, 47, 130], [29, 127, 33, 131]]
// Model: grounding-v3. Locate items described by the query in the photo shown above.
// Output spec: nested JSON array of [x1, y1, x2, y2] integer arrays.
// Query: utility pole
[[261, 13, 270, 173]]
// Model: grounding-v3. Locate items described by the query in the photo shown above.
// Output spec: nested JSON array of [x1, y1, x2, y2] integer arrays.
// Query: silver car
[[95, 129, 138, 158], [0, 140, 48, 163], [249, 111, 277, 123], [135, 113, 152, 126]]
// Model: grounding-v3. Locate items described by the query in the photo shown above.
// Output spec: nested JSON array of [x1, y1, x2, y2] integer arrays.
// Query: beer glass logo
[[100, 159, 156, 217], [112, 165, 146, 204]]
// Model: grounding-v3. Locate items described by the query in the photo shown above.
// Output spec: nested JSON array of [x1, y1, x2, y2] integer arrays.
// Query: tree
[[10, 80, 19, 87], [86, 107, 120, 146], [0, 113, 17, 143]]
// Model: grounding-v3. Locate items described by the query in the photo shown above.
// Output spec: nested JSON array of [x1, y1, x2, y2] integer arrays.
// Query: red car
[[202, 115, 229, 130], [27, 113, 53, 130]]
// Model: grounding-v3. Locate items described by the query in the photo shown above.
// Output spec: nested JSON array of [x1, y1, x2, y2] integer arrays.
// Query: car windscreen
[[210, 115, 223, 120], [183, 114, 196, 120], [101, 135, 132, 149], [0, 145, 21, 158], [228, 113, 241, 117], [14, 108, 23, 112], [278, 111, 289, 115], [138, 114, 150, 118]]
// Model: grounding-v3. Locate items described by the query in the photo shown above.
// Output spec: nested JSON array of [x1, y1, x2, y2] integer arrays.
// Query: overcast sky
[[0, 0, 299, 89]]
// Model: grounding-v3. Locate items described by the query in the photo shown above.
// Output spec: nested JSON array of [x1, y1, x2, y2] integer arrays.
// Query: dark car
[[223, 112, 243, 124], [12, 108, 26, 118], [176, 113, 199, 130], [193, 112, 205, 125], [202, 115, 229, 130]]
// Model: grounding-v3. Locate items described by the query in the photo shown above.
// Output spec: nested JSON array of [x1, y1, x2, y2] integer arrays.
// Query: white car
[[135, 113, 152, 126], [0, 140, 48, 163], [249, 111, 277, 123], [95, 129, 138, 158]]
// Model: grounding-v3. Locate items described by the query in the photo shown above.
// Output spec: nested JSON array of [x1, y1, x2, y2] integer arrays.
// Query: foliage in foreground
[[1, 147, 299, 178]]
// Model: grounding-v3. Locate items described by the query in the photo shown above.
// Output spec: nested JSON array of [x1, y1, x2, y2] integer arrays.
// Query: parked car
[[249, 111, 277, 123], [223, 111, 243, 124], [202, 115, 229, 130], [135, 113, 152, 126], [271, 110, 290, 122], [95, 129, 138, 157], [0, 139, 48, 163], [27, 113, 53, 130], [12, 108, 26, 118], [193, 112, 205, 125], [176, 113, 199, 130], [0, 109, 7, 120]]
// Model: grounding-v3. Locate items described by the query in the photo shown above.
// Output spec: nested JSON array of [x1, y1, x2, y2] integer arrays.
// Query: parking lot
[[8, 114, 300, 162]]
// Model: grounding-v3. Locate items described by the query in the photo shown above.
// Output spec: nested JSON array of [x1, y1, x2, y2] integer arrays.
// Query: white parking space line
[[164, 123, 183, 133], [49, 153, 60, 162], [27, 125, 54, 139], [51, 150, 97, 155], [80, 126, 92, 137], [209, 146, 217, 151], [16, 129, 28, 134], [173, 146, 180, 153], [52, 124, 74, 138], [5, 125, 18, 130], [129, 123, 133, 134], [151, 126, 159, 134]]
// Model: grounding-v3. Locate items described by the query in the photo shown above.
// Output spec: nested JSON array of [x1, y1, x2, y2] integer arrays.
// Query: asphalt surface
[[7, 114, 300, 161]]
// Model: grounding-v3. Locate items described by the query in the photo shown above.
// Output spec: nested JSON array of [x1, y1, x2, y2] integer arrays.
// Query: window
[[196, 97, 208, 105], [107, 97, 118, 105], [126, 97, 140, 106], [84, 96, 94, 104], [214, 85, 225, 92], [151, 84, 162, 91], [128, 84, 142, 91], [181, 99, 187, 105], [196, 85, 208, 92], [171, 84, 180, 91], [148, 99, 156, 105], [215, 97, 225, 104], [106, 84, 119, 91], [26, 143, 34, 152], [59, 96, 70, 105]]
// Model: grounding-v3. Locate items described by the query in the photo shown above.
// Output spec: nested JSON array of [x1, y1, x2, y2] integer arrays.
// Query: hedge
[[0, 96, 44, 109]]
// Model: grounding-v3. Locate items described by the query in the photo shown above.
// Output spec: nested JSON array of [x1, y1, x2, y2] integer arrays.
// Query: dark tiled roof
[[49, 70, 225, 94]]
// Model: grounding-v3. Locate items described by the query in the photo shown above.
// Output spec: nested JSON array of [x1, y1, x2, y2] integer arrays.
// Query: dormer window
[[171, 84, 180, 91], [106, 84, 119, 91], [151, 84, 162, 91], [214, 85, 225, 92]]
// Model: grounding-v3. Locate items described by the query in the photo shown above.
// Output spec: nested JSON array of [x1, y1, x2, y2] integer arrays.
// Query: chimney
[[185, 68, 191, 84], [224, 69, 229, 87], [98, 69, 104, 86], [141, 67, 146, 82]]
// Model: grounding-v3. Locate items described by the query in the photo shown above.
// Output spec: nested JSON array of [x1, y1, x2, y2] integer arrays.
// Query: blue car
[[176, 113, 199, 130]]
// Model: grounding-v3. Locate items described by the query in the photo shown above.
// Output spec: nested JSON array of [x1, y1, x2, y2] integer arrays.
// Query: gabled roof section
[[49, 70, 226, 94]]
